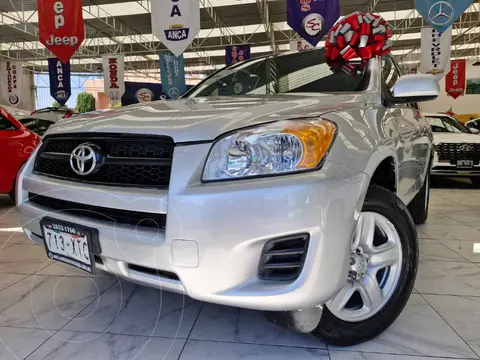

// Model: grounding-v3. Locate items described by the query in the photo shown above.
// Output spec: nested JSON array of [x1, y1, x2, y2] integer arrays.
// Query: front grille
[[435, 143, 480, 162], [258, 234, 310, 281], [34, 134, 175, 188], [29, 193, 166, 229]]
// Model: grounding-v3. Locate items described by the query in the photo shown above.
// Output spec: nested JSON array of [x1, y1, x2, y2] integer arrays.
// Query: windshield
[[427, 116, 471, 134], [186, 49, 369, 98]]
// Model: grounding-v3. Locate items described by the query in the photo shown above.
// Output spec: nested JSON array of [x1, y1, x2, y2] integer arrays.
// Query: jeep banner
[[0, 61, 24, 107], [102, 55, 125, 107], [159, 51, 187, 99], [225, 45, 251, 66], [38, 0, 85, 64], [286, 0, 340, 47], [445, 59, 466, 99], [151, 0, 201, 57], [420, 26, 452, 80], [415, 0, 472, 34], [48, 58, 71, 106]]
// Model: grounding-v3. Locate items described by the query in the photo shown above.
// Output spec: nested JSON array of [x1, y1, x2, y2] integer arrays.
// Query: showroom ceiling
[[0, 0, 480, 76]]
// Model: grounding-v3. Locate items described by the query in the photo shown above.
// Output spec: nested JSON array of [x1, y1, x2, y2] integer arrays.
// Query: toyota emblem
[[458, 144, 474, 152], [70, 143, 103, 176]]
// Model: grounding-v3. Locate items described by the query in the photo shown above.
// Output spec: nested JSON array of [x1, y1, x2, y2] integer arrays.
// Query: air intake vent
[[258, 234, 310, 281]]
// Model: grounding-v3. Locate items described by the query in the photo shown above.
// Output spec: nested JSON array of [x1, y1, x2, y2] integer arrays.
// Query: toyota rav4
[[16, 49, 439, 346]]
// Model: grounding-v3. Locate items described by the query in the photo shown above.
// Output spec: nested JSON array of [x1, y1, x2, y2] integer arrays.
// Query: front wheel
[[312, 185, 418, 346]]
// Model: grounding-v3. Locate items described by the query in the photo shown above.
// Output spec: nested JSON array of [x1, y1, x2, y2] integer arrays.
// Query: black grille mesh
[[34, 134, 174, 188], [435, 143, 480, 162]]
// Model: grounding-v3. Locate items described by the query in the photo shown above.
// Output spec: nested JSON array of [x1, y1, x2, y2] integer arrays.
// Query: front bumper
[[17, 144, 369, 311]]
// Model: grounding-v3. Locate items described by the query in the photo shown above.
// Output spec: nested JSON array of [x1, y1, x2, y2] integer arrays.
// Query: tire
[[407, 173, 430, 225], [8, 189, 15, 204], [311, 185, 419, 346]]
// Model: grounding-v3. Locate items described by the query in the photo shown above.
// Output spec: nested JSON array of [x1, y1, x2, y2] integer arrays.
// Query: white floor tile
[[179, 340, 329, 360], [189, 303, 324, 348], [0, 245, 51, 274], [437, 240, 480, 263], [416, 261, 480, 296], [419, 239, 466, 262], [416, 224, 480, 241], [26, 331, 185, 360], [0, 326, 52, 360], [330, 351, 476, 359]]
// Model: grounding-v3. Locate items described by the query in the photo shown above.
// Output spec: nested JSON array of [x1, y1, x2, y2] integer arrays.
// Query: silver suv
[[17, 49, 438, 346]]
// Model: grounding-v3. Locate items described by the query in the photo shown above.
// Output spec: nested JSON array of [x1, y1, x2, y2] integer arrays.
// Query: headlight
[[202, 119, 337, 181]]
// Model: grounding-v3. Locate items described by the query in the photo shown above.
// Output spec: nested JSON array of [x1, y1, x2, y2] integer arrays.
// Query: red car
[[0, 107, 40, 201]]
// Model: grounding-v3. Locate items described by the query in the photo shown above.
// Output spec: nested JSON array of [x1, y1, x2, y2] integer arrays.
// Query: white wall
[[0, 69, 35, 112], [421, 60, 480, 114]]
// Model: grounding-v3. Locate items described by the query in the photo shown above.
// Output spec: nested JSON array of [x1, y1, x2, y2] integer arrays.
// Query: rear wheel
[[408, 173, 430, 224], [312, 186, 418, 346]]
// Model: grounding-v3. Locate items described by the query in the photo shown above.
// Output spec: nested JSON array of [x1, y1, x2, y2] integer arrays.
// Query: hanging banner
[[0, 61, 23, 107], [445, 60, 466, 99], [415, 0, 472, 34], [286, 0, 340, 47], [151, 0, 200, 57], [102, 55, 125, 107], [420, 26, 452, 80], [48, 58, 71, 106], [38, 0, 85, 63], [289, 39, 314, 52], [159, 51, 187, 99], [225, 45, 251, 66]]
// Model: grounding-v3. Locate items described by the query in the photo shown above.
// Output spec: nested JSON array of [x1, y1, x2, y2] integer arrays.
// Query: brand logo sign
[[159, 51, 186, 100], [38, 0, 85, 64], [415, 0, 472, 33], [135, 88, 154, 103], [70, 143, 103, 176], [48, 58, 71, 106], [225, 44, 251, 66], [287, 0, 339, 47], [0, 61, 23, 107], [151, 0, 200, 57], [102, 55, 125, 107], [289, 39, 314, 52], [445, 59, 466, 99], [420, 26, 452, 80], [458, 144, 474, 151]]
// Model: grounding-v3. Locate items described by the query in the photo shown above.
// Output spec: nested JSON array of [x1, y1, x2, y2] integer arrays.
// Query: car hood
[[433, 132, 480, 144], [46, 94, 364, 142]]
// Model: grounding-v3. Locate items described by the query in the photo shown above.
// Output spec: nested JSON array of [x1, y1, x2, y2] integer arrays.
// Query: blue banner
[[48, 58, 71, 106], [287, 0, 340, 47], [415, 0, 472, 34], [159, 51, 187, 99], [226, 44, 251, 66]]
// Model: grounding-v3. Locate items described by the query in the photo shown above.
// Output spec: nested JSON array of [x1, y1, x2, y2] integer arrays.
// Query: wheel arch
[[365, 150, 399, 195]]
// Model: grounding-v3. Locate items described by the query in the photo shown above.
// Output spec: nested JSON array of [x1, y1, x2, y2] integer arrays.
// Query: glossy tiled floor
[[1, 182, 480, 360]]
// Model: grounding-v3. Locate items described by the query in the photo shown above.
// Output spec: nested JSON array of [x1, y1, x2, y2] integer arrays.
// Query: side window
[[381, 56, 401, 95], [0, 115, 16, 130]]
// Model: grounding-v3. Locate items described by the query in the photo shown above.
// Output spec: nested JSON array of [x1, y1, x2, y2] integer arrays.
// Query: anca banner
[[420, 26, 452, 80], [48, 58, 71, 106], [225, 45, 251, 66], [38, 0, 85, 63], [287, 0, 340, 47], [159, 51, 187, 99], [445, 60, 466, 99], [0, 61, 23, 107], [415, 0, 472, 34], [102, 55, 125, 107], [151, 0, 200, 57]]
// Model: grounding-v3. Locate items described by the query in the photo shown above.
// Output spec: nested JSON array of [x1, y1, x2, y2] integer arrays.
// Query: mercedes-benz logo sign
[[168, 87, 180, 99], [70, 143, 102, 176], [458, 144, 474, 152], [428, 1, 455, 26]]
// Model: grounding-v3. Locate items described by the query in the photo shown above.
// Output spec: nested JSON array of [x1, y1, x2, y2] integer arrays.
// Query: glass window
[[0, 115, 16, 130], [427, 116, 471, 133], [466, 78, 480, 94], [382, 56, 401, 95], [186, 49, 369, 98]]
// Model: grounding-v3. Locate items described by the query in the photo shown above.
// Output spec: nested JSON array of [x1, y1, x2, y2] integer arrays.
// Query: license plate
[[457, 160, 474, 169], [40, 218, 100, 274]]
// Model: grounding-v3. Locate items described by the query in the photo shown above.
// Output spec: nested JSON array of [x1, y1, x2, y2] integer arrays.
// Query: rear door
[[381, 56, 430, 204]]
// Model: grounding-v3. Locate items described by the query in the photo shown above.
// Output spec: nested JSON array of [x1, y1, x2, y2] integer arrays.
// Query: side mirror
[[392, 74, 440, 104], [470, 128, 480, 134]]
